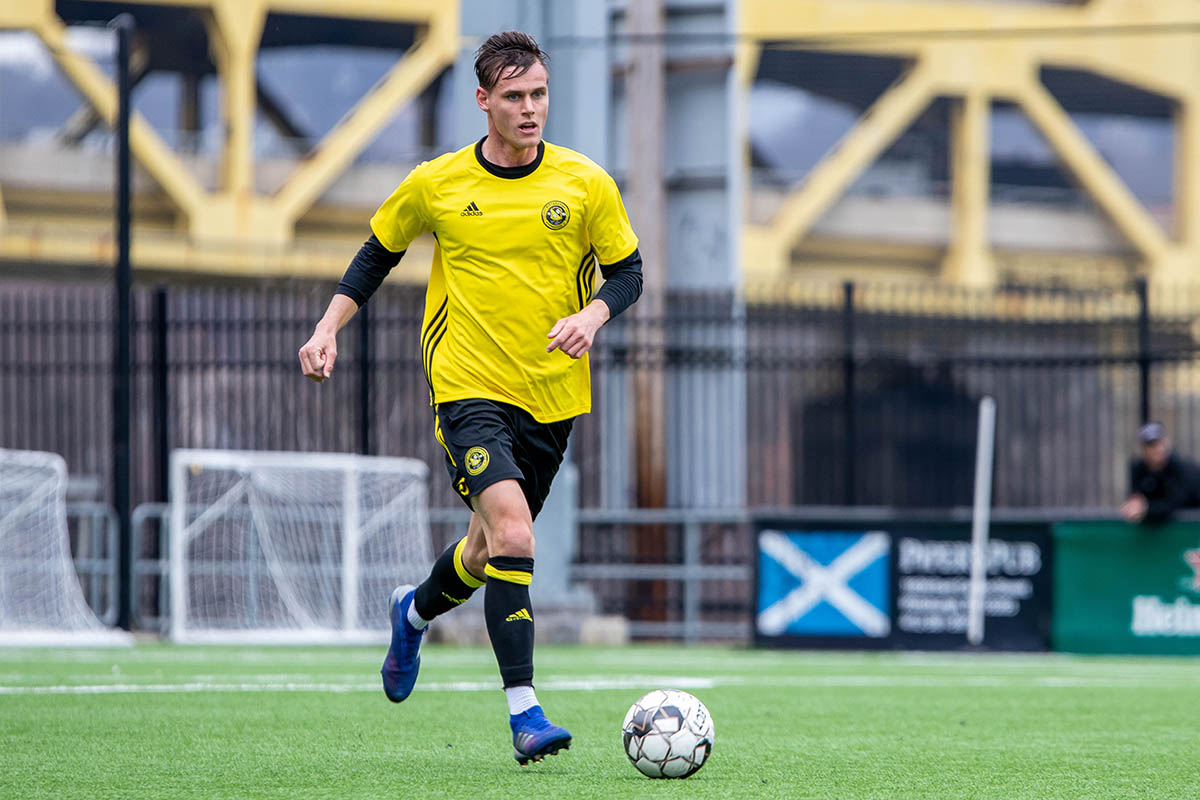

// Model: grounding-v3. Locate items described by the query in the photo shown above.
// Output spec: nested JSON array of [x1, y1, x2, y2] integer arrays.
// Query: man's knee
[[473, 480, 535, 557], [489, 518, 534, 558]]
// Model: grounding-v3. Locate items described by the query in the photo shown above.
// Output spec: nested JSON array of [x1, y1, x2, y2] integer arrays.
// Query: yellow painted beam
[[268, 0, 449, 23], [35, 16, 205, 218], [88, 0, 211, 8], [63, 0, 447, 23], [0, 225, 435, 282], [1017, 77, 1169, 263], [740, 0, 1200, 285], [1040, 34, 1193, 101], [1175, 88, 1200, 249], [741, 224, 787, 283], [0, 0, 54, 29], [743, 1, 1200, 99], [272, 15, 457, 224], [3, 0, 458, 264], [942, 90, 994, 286], [771, 62, 935, 247], [1157, 89, 1200, 283], [209, 0, 268, 196], [740, 1, 1087, 43], [816, 33, 1188, 101], [735, 41, 761, 89]]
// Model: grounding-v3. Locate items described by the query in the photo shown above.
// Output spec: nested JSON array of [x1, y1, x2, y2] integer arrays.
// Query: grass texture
[[1, 644, 1198, 799]]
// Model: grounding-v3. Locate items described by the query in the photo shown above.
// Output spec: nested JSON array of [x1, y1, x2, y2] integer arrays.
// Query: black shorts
[[434, 398, 574, 520]]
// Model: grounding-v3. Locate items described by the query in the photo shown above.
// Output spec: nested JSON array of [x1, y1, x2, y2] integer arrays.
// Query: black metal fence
[[4, 277, 1200, 512], [8, 275, 1200, 635]]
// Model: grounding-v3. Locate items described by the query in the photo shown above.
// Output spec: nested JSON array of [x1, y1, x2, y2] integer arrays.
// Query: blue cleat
[[380, 585, 424, 703], [510, 705, 572, 765]]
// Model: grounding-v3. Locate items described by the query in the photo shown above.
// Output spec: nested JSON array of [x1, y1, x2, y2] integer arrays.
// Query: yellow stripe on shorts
[[434, 413, 456, 467]]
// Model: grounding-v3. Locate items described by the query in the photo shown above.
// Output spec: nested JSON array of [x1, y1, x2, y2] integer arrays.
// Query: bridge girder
[[0, 0, 457, 275], [740, 0, 1200, 286]]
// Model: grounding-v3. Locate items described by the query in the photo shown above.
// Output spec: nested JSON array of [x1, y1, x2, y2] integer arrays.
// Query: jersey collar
[[475, 137, 544, 179]]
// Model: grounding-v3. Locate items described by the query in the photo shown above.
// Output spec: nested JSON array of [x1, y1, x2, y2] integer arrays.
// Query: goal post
[[168, 449, 434, 644], [0, 448, 132, 646]]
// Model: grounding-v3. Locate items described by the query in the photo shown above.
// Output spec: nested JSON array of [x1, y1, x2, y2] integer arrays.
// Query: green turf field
[[1, 644, 1198, 799]]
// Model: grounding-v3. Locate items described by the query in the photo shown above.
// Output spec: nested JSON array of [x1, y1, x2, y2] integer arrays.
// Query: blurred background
[[4, 0, 1200, 653]]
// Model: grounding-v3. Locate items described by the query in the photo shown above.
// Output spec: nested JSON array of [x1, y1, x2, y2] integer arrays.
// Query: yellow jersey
[[370, 139, 638, 422]]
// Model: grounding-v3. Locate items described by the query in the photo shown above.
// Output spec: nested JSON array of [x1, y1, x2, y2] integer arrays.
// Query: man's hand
[[1120, 493, 1148, 524], [298, 326, 338, 382], [546, 301, 610, 359]]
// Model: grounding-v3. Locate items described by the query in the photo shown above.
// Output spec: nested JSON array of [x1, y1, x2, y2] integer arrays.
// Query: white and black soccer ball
[[621, 689, 714, 779]]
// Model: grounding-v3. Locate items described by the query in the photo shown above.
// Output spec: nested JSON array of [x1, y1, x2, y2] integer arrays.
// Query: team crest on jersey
[[541, 200, 570, 230], [465, 446, 490, 476]]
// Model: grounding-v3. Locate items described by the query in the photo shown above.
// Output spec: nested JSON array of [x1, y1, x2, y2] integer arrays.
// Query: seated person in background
[[1120, 422, 1200, 524]]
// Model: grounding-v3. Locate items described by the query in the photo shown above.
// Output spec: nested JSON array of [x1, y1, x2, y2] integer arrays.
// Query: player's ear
[[476, 86, 489, 113]]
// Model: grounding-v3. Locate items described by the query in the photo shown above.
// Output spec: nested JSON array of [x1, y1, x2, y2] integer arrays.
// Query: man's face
[[1143, 438, 1170, 471], [477, 62, 548, 151]]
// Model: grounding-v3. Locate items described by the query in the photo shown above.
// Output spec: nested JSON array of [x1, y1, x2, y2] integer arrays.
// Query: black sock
[[412, 537, 485, 621], [484, 556, 535, 689]]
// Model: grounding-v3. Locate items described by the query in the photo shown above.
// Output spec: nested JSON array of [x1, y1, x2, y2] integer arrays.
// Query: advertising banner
[[1054, 521, 1200, 654], [754, 520, 1053, 651]]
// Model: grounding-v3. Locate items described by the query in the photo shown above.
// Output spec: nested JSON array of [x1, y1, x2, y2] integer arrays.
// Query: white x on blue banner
[[757, 530, 891, 638]]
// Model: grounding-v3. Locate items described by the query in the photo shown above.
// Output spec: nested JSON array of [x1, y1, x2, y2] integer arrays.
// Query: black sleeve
[[335, 234, 405, 307], [1145, 461, 1193, 523], [592, 248, 643, 320]]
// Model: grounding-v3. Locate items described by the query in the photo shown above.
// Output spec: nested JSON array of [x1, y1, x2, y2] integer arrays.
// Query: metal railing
[[129, 503, 755, 642], [12, 279, 1200, 516], [129, 502, 169, 632], [65, 502, 121, 626], [124, 502, 1200, 641], [574, 508, 752, 643]]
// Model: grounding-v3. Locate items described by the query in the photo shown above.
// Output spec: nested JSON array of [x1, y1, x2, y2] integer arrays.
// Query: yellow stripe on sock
[[484, 564, 533, 586], [453, 536, 486, 589]]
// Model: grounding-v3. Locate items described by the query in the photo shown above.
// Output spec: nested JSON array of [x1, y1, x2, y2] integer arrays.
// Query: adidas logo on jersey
[[461, 201, 483, 216], [505, 608, 532, 623]]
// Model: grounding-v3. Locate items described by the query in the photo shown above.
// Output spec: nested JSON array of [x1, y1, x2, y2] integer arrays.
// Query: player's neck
[[481, 132, 539, 168]]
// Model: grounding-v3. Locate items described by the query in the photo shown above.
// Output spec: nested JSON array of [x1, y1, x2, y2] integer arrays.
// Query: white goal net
[[0, 449, 132, 646], [169, 450, 434, 644]]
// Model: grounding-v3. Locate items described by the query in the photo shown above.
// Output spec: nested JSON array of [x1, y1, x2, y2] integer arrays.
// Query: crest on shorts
[[465, 446, 490, 476], [541, 200, 570, 230]]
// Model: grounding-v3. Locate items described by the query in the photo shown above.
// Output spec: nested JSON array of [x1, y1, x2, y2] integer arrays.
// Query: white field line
[[2, 648, 1194, 682], [0, 649, 498, 667], [0, 676, 717, 696], [5, 673, 1200, 696]]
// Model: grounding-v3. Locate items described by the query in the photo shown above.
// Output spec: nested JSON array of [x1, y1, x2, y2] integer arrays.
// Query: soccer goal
[[0, 449, 132, 646], [168, 449, 433, 644]]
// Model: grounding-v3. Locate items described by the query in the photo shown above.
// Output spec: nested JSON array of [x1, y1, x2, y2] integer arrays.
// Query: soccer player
[[297, 31, 642, 765]]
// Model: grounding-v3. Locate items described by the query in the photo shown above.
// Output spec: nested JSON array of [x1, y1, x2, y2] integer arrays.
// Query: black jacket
[[1130, 454, 1200, 523]]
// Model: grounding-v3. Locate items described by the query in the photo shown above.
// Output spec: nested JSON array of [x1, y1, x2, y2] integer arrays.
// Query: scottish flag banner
[[756, 530, 891, 639]]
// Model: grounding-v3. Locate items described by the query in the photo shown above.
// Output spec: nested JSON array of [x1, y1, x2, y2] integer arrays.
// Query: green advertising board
[[1054, 521, 1200, 654]]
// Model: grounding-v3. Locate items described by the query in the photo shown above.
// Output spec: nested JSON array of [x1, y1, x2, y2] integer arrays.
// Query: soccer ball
[[621, 689, 714, 779]]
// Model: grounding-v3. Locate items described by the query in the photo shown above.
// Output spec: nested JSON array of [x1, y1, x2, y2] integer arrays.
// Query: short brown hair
[[474, 31, 548, 92]]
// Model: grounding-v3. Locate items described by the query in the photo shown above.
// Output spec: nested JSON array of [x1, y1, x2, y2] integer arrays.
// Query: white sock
[[505, 685, 539, 715], [406, 601, 430, 631]]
